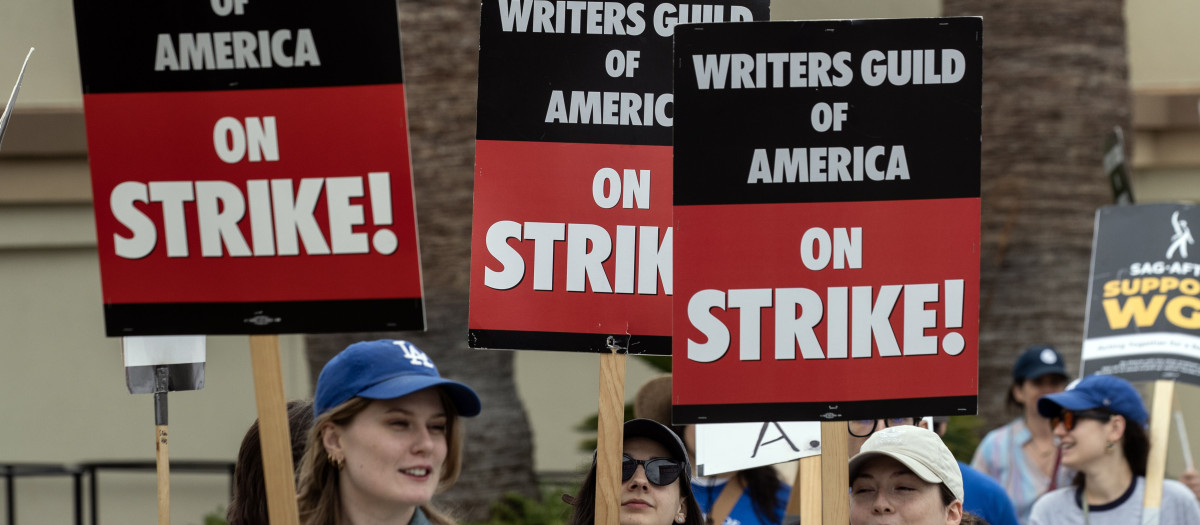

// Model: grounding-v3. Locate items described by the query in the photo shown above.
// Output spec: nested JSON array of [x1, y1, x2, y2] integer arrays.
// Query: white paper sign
[[123, 335, 206, 366], [695, 421, 821, 477]]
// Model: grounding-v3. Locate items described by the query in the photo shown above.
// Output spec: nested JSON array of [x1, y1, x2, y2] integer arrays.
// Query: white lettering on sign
[[691, 49, 966, 90], [693, 52, 853, 90], [213, 116, 280, 164], [483, 221, 671, 295], [108, 172, 399, 259], [686, 279, 967, 363], [592, 168, 650, 209], [545, 90, 673, 127], [746, 146, 909, 184], [496, 1, 752, 37], [154, 29, 320, 71]]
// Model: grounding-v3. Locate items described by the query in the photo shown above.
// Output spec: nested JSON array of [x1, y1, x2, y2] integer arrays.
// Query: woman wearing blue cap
[[1028, 374, 1200, 524], [296, 340, 482, 525], [970, 345, 1073, 523]]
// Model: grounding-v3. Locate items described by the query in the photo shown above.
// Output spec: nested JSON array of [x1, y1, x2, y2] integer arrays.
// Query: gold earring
[[328, 454, 345, 469]]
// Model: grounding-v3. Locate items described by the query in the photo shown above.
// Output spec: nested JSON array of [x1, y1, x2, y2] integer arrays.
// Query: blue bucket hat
[[1036, 374, 1147, 426], [313, 340, 481, 418]]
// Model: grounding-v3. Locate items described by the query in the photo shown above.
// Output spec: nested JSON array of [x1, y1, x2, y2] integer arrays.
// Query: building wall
[[4, 0, 1200, 521]]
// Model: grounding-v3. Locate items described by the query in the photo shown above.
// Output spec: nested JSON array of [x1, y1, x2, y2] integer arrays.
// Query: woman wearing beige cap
[[849, 425, 984, 525]]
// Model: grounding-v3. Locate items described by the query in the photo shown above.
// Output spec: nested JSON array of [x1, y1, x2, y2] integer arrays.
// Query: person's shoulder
[[1030, 486, 1075, 511], [1161, 478, 1200, 509]]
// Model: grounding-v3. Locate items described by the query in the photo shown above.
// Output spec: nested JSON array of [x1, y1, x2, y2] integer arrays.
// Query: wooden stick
[[821, 421, 849, 525], [1143, 379, 1174, 522], [156, 424, 169, 525], [794, 454, 822, 523], [250, 335, 300, 525], [595, 349, 626, 525]]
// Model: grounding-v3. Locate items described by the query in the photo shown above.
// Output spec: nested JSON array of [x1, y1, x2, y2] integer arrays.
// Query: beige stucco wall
[[6, 0, 1200, 521]]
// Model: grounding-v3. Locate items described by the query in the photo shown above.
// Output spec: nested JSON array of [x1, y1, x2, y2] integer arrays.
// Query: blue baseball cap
[[1012, 345, 1067, 381], [1037, 374, 1148, 426], [313, 340, 481, 418]]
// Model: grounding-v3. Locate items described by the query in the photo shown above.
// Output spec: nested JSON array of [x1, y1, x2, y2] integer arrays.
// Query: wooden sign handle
[[786, 454, 822, 524], [595, 349, 626, 525], [156, 424, 169, 525], [250, 335, 300, 525], [1143, 379, 1175, 522], [821, 421, 850, 524]]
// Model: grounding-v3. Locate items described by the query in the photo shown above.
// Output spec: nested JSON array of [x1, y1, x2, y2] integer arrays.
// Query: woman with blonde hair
[[296, 339, 481, 525]]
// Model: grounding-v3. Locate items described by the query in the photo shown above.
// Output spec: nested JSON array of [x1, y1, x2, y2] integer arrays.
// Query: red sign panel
[[470, 1, 769, 353], [74, 0, 424, 335]]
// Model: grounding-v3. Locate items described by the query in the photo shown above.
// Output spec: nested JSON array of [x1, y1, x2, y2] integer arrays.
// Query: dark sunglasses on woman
[[622, 454, 685, 486], [1051, 409, 1114, 431]]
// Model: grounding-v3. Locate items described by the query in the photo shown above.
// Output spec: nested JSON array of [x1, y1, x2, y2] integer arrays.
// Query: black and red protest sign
[[1083, 203, 1200, 386], [672, 18, 982, 424], [470, 1, 769, 353], [74, 0, 424, 336]]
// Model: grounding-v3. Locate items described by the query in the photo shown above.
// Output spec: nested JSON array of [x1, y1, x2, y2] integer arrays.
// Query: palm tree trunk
[[305, 0, 539, 519], [941, 0, 1132, 429]]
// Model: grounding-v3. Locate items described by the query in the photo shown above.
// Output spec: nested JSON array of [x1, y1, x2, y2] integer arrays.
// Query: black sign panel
[[74, 0, 404, 93], [673, 18, 982, 206], [477, 0, 769, 146]]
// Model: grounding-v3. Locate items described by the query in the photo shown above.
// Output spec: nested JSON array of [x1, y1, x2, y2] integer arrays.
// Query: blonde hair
[[295, 388, 465, 525]]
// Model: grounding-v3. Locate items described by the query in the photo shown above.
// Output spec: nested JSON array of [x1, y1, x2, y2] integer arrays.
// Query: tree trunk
[[305, 0, 539, 519], [941, 1, 1131, 430]]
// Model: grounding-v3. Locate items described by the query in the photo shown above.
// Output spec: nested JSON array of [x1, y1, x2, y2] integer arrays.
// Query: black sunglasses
[[622, 454, 685, 486], [1051, 409, 1113, 431], [847, 417, 917, 438]]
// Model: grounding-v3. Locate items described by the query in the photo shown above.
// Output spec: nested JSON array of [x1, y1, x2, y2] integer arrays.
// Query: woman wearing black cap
[[1028, 374, 1200, 524], [296, 340, 482, 525], [970, 345, 1073, 523], [568, 418, 706, 525]]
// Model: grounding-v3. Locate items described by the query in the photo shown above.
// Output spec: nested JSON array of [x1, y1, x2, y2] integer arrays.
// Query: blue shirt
[[960, 460, 1020, 525], [692, 477, 791, 525]]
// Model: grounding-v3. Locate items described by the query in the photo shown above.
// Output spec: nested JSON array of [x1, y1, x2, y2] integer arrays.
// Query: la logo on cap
[[393, 340, 434, 368]]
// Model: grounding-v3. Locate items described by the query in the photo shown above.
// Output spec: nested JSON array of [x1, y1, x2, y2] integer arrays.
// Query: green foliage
[[196, 508, 227, 525], [575, 403, 637, 452], [467, 488, 576, 525], [942, 415, 984, 463]]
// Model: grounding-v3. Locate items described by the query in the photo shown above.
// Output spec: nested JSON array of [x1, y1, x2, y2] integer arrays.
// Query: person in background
[[566, 418, 705, 525], [849, 425, 984, 525], [971, 345, 1073, 523], [1028, 374, 1200, 524], [295, 339, 482, 525], [227, 399, 315, 525], [634, 374, 790, 525]]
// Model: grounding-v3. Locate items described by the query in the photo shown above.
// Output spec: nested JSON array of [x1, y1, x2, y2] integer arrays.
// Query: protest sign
[[470, 1, 769, 353], [1, 48, 33, 151], [74, 0, 424, 336], [672, 18, 982, 425], [1082, 203, 1200, 386], [694, 421, 820, 476]]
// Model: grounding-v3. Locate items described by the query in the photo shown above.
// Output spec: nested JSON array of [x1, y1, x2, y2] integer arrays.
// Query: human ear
[[675, 497, 687, 524], [321, 423, 344, 459], [945, 499, 962, 525]]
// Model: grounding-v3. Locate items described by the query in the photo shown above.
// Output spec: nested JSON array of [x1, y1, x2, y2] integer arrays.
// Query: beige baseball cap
[[847, 425, 964, 502]]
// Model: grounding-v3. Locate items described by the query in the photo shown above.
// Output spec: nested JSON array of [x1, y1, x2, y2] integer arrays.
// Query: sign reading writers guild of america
[[1083, 203, 1200, 386]]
